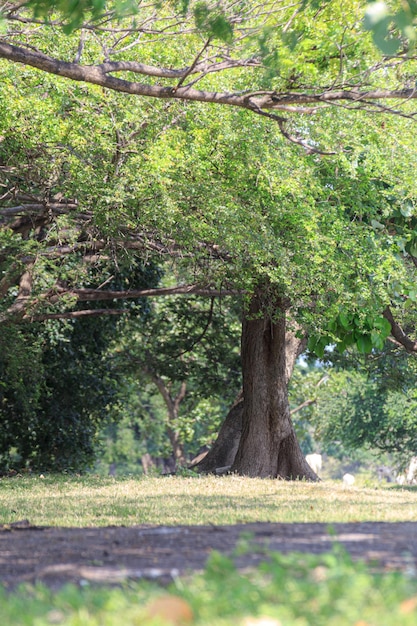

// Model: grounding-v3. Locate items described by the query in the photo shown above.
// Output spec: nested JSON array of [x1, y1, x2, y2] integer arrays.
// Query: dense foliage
[[99, 296, 242, 473], [310, 347, 417, 459], [2, 0, 417, 473], [0, 261, 159, 472]]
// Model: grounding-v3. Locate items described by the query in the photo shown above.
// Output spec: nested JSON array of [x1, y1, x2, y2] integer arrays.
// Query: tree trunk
[[166, 425, 187, 467], [151, 374, 187, 468], [192, 293, 317, 480], [231, 294, 317, 479], [189, 391, 243, 473]]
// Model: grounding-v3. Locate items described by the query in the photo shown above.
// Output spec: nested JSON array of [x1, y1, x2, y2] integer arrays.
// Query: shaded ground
[[1, 521, 417, 589]]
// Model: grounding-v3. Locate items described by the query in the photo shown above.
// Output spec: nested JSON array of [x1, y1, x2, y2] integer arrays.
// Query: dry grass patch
[[1, 474, 417, 527]]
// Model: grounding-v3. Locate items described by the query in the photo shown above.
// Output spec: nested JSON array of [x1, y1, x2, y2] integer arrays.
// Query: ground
[[1, 521, 417, 589]]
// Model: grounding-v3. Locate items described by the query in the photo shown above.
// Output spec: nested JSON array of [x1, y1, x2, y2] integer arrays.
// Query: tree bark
[[232, 293, 317, 479], [189, 391, 243, 473], [192, 292, 317, 480]]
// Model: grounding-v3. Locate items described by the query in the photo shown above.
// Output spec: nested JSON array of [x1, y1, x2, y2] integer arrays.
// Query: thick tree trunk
[[192, 292, 317, 480], [232, 294, 317, 479]]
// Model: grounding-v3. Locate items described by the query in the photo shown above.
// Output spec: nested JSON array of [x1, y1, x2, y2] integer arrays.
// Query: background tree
[[310, 345, 417, 462], [111, 295, 242, 470], [0, 259, 159, 472]]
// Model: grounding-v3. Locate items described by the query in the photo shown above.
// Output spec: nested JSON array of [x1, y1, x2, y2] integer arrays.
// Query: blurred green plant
[[1, 546, 417, 625]]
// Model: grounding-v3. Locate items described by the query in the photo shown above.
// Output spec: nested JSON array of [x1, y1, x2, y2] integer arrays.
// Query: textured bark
[[189, 392, 243, 473], [383, 306, 417, 353], [231, 295, 316, 478], [233, 302, 313, 477], [192, 293, 316, 480]]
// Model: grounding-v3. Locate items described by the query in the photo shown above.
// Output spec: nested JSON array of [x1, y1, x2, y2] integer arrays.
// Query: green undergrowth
[[1, 474, 417, 527], [1, 548, 417, 625]]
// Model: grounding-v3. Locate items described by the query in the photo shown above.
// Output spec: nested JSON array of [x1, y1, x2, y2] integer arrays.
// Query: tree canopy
[[2, 0, 417, 332], [2, 0, 417, 152], [2, 0, 417, 476]]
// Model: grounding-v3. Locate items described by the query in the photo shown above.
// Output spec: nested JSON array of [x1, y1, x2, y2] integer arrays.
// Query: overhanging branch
[[2, 282, 240, 325], [27, 308, 130, 321], [383, 306, 417, 353], [2, 40, 417, 117], [52, 284, 239, 302]]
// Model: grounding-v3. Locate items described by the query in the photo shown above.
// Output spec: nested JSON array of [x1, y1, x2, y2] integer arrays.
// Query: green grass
[[2, 474, 417, 625], [1, 473, 417, 526]]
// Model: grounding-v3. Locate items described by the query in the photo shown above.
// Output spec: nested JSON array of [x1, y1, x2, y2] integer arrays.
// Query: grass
[[1, 473, 417, 527], [1, 474, 417, 625]]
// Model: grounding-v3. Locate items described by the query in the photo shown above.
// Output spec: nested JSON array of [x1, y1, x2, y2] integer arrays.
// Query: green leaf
[[373, 316, 391, 336], [405, 238, 417, 256], [209, 15, 233, 44], [179, 0, 190, 16], [336, 332, 356, 352], [370, 329, 385, 349], [338, 312, 351, 330], [193, 3, 233, 42], [307, 336, 325, 358], [400, 200, 414, 217], [407, 291, 417, 305], [373, 30, 401, 55], [194, 2, 210, 30], [356, 334, 373, 354], [370, 219, 385, 230], [364, 5, 402, 55]]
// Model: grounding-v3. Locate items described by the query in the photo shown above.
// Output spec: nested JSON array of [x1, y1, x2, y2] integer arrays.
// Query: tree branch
[[0, 202, 78, 217], [173, 380, 187, 414], [290, 398, 316, 415], [2, 40, 417, 121], [27, 308, 130, 321], [50, 284, 239, 302], [289, 374, 328, 415], [383, 306, 417, 353]]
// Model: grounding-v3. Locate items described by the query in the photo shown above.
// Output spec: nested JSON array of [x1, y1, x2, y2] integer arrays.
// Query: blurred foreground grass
[[1, 548, 417, 625], [1, 473, 417, 526]]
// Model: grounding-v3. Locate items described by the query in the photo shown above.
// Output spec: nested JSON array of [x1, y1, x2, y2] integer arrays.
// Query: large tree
[[2, 0, 417, 478]]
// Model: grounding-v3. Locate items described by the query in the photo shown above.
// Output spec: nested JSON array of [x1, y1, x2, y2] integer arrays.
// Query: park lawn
[[0, 473, 417, 527], [1, 474, 417, 626]]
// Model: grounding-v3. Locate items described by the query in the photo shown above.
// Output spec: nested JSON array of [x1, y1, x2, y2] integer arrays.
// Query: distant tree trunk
[[141, 452, 156, 475], [151, 374, 187, 468], [167, 424, 187, 467], [192, 290, 318, 480]]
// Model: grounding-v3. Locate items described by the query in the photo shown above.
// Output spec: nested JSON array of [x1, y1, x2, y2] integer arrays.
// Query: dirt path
[[1, 521, 417, 589]]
